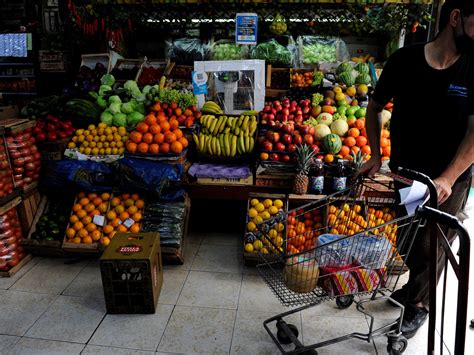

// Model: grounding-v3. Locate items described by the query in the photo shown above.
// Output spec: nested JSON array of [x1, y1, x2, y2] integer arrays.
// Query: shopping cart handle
[[417, 205, 467, 235], [397, 167, 438, 209]]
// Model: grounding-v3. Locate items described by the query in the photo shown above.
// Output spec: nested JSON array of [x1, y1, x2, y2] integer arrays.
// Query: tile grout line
[[6, 257, 43, 291], [59, 259, 91, 297], [228, 266, 245, 354], [155, 304, 177, 353], [3, 334, 21, 354]]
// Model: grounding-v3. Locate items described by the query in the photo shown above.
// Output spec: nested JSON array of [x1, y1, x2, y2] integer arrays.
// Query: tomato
[[13, 159, 24, 167], [13, 167, 24, 174], [23, 155, 33, 164], [33, 174, 39, 180], [25, 163, 35, 171], [30, 145, 38, 154], [9, 150, 20, 159], [33, 152, 41, 161], [8, 257, 19, 268], [25, 170, 35, 178]]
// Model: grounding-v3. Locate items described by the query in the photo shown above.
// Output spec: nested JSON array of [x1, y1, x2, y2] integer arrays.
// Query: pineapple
[[293, 145, 315, 195]]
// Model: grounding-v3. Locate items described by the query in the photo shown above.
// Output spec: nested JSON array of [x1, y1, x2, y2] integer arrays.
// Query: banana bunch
[[201, 101, 223, 115], [193, 114, 258, 157]]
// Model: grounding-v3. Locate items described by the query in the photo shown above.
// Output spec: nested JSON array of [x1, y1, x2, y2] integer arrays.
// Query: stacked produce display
[[0, 137, 14, 200], [0, 202, 26, 271]]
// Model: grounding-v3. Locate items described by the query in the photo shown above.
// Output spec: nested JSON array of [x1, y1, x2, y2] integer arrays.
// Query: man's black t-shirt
[[372, 43, 474, 181]]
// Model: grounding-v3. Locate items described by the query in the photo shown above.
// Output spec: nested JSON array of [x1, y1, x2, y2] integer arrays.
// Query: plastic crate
[[100, 232, 163, 314]]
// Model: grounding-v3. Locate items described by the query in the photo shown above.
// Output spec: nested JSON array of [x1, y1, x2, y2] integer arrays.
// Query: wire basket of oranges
[[101, 193, 145, 248]]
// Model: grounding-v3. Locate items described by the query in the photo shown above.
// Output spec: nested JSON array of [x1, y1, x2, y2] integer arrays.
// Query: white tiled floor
[[0, 196, 472, 355]]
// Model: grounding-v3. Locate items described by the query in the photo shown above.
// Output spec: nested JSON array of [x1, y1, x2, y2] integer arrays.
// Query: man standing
[[359, 0, 474, 339]]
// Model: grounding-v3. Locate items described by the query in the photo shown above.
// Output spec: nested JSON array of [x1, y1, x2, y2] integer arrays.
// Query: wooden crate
[[161, 194, 191, 265], [17, 187, 41, 237], [196, 175, 254, 186], [0, 254, 33, 277], [37, 138, 69, 161], [265, 64, 290, 90], [0, 118, 36, 134]]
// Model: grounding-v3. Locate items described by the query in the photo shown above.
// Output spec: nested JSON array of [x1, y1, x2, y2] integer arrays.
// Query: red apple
[[270, 153, 279, 161], [282, 108, 290, 116], [275, 142, 286, 151], [292, 134, 303, 145], [287, 144, 296, 153], [304, 134, 314, 145], [311, 144, 320, 154], [282, 134, 292, 145], [280, 154, 291, 163], [261, 141, 273, 151]]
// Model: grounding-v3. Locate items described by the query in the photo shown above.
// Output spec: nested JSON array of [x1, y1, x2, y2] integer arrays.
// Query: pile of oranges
[[65, 192, 110, 244], [286, 208, 324, 255], [101, 193, 145, 247], [125, 104, 189, 155]]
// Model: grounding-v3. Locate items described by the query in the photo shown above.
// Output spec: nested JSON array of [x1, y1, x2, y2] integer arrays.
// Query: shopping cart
[[251, 168, 438, 355]]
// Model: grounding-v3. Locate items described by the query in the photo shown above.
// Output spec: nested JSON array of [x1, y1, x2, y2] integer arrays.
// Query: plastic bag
[[315, 233, 352, 267], [297, 36, 350, 66], [210, 40, 249, 60], [117, 158, 183, 197], [250, 39, 293, 67], [142, 200, 186, 247], [166, 38, 210, 65], [350, 235, 392, 269]]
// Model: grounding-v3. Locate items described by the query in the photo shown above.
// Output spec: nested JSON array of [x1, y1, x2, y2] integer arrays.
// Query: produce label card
[[123, 218, 135, 228], [192, 71, 208, 95], [235, 13, 258, 45], [93, 215, 105, 227]]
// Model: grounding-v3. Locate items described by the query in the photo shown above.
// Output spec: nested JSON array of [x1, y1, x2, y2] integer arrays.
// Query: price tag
[[123, 218, 135, 229], [235, 13, 258, 45], [93, 215, 105, 227], [192, 71, 208, 95]]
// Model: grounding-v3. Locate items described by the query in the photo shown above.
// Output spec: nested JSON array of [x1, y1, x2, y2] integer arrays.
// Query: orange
[[382, 146, 391, 157], [149, 124, 161, 135], [130, 131, 143, 144], [66, 228, 76, 239], [131, 194, 140, 201], [120, 212, 130, 221], [77, 209, 87, 219], [142, 132, 154, 144], [347, 117, 356, 127], [98, 202, 108, 213], [160, 121, 170, 132], [356, 136, 367, 147], [73, 221, 84, 231], [69, 215, 79, 224], [345, 136, 356, 147], [83, 236, 93, 244], [91, 230, 102, 241], [84, 203, 95, 213], [160, 143, 170, 154], [351, 146, 360, 154], [81, 216, 92, 225], [178, 137, 189, 148], [164, 132, 177, 144], [86, 223, 97, 233], [132, 212, 142, 222], [184, 108, 193, 117], [136, 122, 149, 134], [122, 194, 130, 199], [381, 129, 390, 139], [118, 225, 128, 232], [144, 114, 157, 126], [348, 128, 360, 138], [170, 140, 183, 154], [92, 197, 102, 206], [361, 145, 371, 155], [107, 210, 117, 220], [339, 145, 350, 157], [149, 143, 160, 155], [73, 237, 82, 244], [169, 118, 179, 130], [130, 224, 140, 233], [174, 108, 182, 116], [115, 205, 125, 214], [173, 128, 183, 139], [72, 204, 82, 213], [126, 141, 137, 153], [154, 132, 165, 144], [111, 218, 121, 227], [354, 119, 365, 130], [137, 142, 149, 154], [103, 225, 114, 234], [78, 229, 88, 238], [101, 237, 110, 246], [78, 192, 86, 198], [135, 199, 145, 209], [380, 137, 389, 148], [324, 154, 334, 164], [79, 197, 89, 206], [101, 192, 110, 201], [124, 198, 134, 207], [88, 193, 97, 200], [110, 197, 121, 207], [127, 206, 138, 215], [157, 113, 167, 122]]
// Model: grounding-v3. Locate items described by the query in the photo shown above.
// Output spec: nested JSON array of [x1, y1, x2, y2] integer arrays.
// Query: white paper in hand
[[399, 180, 429, 215]]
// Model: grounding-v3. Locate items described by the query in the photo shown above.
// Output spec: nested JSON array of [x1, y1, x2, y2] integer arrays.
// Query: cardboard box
[[100, 232, 163, 314], [0, 106, 19, 120]]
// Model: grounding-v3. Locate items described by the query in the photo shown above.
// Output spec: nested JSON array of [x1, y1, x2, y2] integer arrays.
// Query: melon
[[316, 112, 333, 126], [356, 73, 372, 85], [330, 120, 349, 137], [314, 124, 332, 140], [322, 133, 342, 154], [339, 71, 355, 86], [355, 62, 369, 74], [336, 62, 353, 75]]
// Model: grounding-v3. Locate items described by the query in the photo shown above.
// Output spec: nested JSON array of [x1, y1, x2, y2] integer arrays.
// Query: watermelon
[[322, 133, 342, 154], [356, 73, 372, 85], [339, 71, 355, 86], [355, 63, 369, 74], [336, 62, 353, 75]]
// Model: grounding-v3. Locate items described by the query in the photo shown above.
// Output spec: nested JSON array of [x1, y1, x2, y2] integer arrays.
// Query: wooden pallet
[[0, 254, 33, 277]]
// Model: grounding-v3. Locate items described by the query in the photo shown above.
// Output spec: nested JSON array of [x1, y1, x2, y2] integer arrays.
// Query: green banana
[[239, 132, 245, 154], [235, 127, 240, 136], [231, 135, 237, 157], [249, 137, 255, 152]]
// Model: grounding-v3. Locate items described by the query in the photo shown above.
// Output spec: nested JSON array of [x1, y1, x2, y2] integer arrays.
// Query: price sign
[[235, 13, 258, 45]]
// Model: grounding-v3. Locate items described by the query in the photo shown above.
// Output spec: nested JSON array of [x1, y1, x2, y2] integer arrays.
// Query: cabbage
[[127, 112, 144, 126], [108, 95, 122, 104], [124, 80, 139, 92], [142, 85, 152, 95], [136, 103, 145, 115], [96, 97, 107, 109], [101, 74, 115, 87], [121, 102, 136, 114], [99, 85, 112, 96], [100, 111, 113, 126], [109, 102, 122, 115], [113, 113, 127, 127]]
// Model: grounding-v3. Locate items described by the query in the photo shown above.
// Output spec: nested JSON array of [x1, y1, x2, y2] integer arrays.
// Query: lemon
[[333, 86, 343, 94], [99, 148, 105, 155], [253, 239, 263, 250], [250, 198, 259, 206], [107, 134, 114, 142], [105, 128, 112, 135], [105, 148, 112, 155], [114, 134, 121, 142], [275, 236, 284, 247], [253, 216, 263, 224], [110, 141, 116, 148], [88, 124, 96, 131], [89, 141, 96, 148], [112, 148, 119, 155], [84, 147, 92, 155], [261, 211, 271, 220], [86, 135, 93, 142], [118, 127, 127, 136], [255, 203, 265, 212], [247, 221, 256, 232], [67, 142, 76, 149], [116, 141, 124, 148], [79, 147, 85, 153], [78, 135, 85, 143], [261, 247, 269, 254], [248, 208, 258, 218], [103, 142, 109, 148], [268, 206, 279, 215], [91, 148, 99, 155], [268, 229, 277, 238], [93, 135, 100, 142], [76, 129, 84, 136], [98, 123, 107, 129], [244, 243, 254, 253], [263, 199, 273, 208], [346, 86, 356, 97], [100, 135, 106, 142], [273, 199, 284, 209], [276, 223, 285, 232], [357, 84, 369, 95], [118, 148, 124, 154]]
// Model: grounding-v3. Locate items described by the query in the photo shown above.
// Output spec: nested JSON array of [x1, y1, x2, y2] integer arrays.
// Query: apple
[[275, 142, 286, 151], [271, 132, 280, 143], [299, 125, 310, 135], [270, 153, 279, 161], [304, 134, 314, 145], [280, 154, 291, 163], [267, 113, 275, 120], [295, 114, 303, 122], [312, 105, 322, 116], [311, 144, 320, 154], [9, 150, 20, 159], [296, 109, 303, 116], [282, 134, 292, 145], [282, 108, 290, 116], [302, 106, 311, 115], [292, 134, 303, 145], [261, 141, 273, 151], [283, 123, 294, 134], [287, 144, 296, 153]]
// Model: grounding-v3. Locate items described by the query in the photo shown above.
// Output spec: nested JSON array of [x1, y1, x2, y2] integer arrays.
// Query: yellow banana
[[249, 121, 257, 136], [231, 135, 237, 157]]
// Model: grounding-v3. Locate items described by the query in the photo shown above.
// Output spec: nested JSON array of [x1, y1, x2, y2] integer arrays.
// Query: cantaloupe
[[314, 124, 331, 140], [330, 120, 349, 137]]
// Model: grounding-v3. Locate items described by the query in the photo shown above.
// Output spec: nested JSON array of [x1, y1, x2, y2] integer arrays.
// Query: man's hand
[[356, 156, 382, 178], [433, 176, 453, 205]]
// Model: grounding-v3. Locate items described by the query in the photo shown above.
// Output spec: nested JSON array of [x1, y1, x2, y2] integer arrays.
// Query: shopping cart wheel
[[276, 322, 299, 345], [335, 295, 354, 309], [387, 335, 408, 354]]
